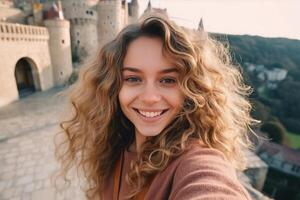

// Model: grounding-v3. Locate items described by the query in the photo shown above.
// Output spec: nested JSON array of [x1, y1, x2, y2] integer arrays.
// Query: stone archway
[[14, 58, 40, 97]]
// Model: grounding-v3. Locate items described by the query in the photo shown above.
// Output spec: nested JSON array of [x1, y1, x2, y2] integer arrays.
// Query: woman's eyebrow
[[122, 67, 141, 73], [160, 68, 178, 74], [122, 67, 178, 74]]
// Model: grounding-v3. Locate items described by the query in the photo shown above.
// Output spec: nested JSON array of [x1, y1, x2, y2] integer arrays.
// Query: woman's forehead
[[123, 36, 176, 72]]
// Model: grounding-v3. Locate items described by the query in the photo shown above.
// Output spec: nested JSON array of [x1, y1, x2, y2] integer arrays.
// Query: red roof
[[259, 141, 300, 165]]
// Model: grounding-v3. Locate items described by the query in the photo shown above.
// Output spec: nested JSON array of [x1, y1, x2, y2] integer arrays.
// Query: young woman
[[56, 12, 257, 200]]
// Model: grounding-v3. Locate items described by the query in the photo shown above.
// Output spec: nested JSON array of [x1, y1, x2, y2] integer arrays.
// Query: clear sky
[[138, 0, 300, 40]]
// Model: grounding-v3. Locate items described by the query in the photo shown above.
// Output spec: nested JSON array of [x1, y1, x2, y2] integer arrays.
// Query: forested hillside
[[213, 33, 300, 148]]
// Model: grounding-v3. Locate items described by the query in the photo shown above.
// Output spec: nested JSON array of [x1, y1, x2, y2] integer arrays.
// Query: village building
[[256, 141, 300, 200]]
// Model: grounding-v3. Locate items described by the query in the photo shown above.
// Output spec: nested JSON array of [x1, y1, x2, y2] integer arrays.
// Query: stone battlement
[[0, 0, 13, 8], [0, 22, 49, 42]]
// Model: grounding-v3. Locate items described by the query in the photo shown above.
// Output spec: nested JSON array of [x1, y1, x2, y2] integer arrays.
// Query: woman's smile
[[133, 108, 169, 121]]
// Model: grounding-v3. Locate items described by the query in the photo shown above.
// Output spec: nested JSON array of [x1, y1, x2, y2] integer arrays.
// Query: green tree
[[250, 99, 271, 123], [260, 121, 287, 144]]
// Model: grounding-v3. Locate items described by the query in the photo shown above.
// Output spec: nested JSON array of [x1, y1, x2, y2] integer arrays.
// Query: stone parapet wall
[[61, 1, 98, 21], [0, 22, 53, 107], [69, 18, 97, 25], [0, 0, 13, 8], [0, 22, 49, 42]]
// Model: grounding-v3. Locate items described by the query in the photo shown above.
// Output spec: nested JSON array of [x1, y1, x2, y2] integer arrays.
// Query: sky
[[138, 0, 300, 40]]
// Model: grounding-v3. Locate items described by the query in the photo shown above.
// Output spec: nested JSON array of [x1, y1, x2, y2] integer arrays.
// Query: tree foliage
[[260, 121, 287, 144], [212, 33, 300, 138]]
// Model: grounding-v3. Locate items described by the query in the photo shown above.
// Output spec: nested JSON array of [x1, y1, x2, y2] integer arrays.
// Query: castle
[[0, 0, 140, 107], [0, 0, 206, 108]]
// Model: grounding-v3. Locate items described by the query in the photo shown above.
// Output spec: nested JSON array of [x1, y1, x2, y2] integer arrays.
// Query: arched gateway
[[14, 58, 40, 97]]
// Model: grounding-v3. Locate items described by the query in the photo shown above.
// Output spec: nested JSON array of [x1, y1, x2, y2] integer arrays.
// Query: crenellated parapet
[[61, 0, 98, 22], [69, 18, 97, 25], [0, 0, 13, 8], [0, 22, 49, 42]]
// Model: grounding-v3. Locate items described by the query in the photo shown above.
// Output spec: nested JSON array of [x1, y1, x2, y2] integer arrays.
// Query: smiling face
[[119, 36, 184, 146]]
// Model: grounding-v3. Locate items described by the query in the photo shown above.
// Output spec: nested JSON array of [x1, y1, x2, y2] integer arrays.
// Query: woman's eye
[[124, 77, 141, 83], [160, 77, 177, 84]]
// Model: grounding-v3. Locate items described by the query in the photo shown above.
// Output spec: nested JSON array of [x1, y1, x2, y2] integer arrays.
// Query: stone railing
[[0, 22, 49, 42]]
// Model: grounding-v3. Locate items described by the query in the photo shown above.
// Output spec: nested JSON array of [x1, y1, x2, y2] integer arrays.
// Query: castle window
[[86, 10, 89, 15], [77, 40, 80, 44], [62, 39, 65, 44], [77, 32, 79, 36], [60, 71, 63, 76], [90, 11, 93, 16], [0, 25, 4, 32]]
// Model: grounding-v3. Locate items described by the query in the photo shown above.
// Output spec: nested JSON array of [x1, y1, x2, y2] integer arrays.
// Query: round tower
[[97, 0, 124, 47], [61, 0, 98, 63], [44, 19, 73, 86]]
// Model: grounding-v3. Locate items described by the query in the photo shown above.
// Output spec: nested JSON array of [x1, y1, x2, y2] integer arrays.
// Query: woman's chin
[[136, 127, 163, 138]]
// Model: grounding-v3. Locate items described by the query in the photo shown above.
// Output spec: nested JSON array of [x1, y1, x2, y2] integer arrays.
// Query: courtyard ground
[[0, 87, 85, 200]]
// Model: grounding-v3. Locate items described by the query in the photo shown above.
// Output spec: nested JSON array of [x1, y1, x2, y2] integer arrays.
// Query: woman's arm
[[169, 147, 252, 200]]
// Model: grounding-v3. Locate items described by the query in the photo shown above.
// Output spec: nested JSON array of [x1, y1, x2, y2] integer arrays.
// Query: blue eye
[[160, 77, 177, 84]]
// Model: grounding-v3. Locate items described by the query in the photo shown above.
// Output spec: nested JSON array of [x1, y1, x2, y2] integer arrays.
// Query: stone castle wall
[[0, 0, 140, 107], [0, 22, 53, 107], [98, 0, 126, 47], [44, 19, 73, 86], [61, 0, 98, 62]]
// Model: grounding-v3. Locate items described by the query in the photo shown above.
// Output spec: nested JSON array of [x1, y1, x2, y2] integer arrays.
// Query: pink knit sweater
[[102, 144, 252, 200]]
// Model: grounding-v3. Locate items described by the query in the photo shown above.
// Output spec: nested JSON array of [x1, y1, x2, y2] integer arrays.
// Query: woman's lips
[[133, 108, 169, 122]]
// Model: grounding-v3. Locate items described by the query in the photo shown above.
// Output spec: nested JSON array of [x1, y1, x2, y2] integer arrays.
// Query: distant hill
[[212, 33, 300, 73], [212, 33, 300, 142]]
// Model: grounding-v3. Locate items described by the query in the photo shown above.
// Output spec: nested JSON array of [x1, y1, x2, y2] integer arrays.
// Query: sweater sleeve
[[169, 147, 252, 200]]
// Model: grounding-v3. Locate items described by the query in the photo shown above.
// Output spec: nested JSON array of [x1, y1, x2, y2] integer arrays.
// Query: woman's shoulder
[[173, 141, 237, 181], [168, 141, 252, 200], [177, 141, 234, 172]]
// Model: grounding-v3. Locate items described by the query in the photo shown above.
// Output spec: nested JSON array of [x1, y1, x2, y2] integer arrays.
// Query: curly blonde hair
[[56, 12, 258, 199]]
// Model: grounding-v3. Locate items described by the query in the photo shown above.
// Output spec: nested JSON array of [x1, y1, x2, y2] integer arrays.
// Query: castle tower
[[197, 18, 208, 40], [97, 0, 127, 47], [44, 19, 73, 86], [198, 18, 204, 32], [142, 0, 168, 17], [121, 0, 128, 28], [128, 0, 139, 23], [61, 0, 98, 63], [146, 0, 152, 11]]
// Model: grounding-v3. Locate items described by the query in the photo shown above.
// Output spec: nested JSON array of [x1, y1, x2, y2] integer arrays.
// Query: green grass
[[286, 131, 300, 149]]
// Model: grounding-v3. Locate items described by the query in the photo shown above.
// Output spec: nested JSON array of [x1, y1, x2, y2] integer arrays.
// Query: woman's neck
[[129, 129, 146, 153]]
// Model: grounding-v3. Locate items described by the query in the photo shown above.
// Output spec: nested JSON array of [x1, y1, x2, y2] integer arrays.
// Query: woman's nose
[[139, 84, 162, 105]]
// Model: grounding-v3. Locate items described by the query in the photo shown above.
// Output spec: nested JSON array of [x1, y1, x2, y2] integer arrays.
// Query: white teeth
[[138, 110, 163, 118]]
